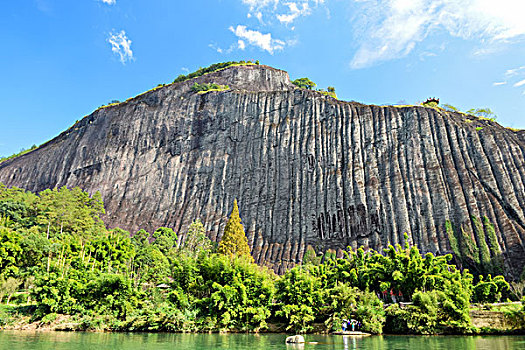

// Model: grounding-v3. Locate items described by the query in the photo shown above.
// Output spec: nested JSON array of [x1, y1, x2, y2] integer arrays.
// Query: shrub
[[191, 82, 229, 93], [292, 78, 316, 90], [174, 61, 255, 84]]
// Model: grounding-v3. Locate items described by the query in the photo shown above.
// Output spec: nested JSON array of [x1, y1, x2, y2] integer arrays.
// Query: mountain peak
[[176, 64, 295, 92]]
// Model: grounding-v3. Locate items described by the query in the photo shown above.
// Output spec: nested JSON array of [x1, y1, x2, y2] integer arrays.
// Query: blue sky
[[1, 0, 524, 156]]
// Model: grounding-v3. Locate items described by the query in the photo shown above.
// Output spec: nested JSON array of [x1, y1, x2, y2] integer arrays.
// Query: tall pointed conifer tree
[[218, 199, 252, 261]]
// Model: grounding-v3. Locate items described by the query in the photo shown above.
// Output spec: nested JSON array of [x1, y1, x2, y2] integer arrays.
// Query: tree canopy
[[292, 77, 316, 90], [217, 199, 252, 261], [0, 183, 520, 334]]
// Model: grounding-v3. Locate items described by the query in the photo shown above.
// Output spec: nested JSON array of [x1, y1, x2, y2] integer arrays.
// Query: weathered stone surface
[[1, 64, 524, 275]]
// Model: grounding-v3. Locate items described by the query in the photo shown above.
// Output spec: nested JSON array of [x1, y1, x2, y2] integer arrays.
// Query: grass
[[192, 82, 230, 94], [0, 144, 38, 164], [318, 90, 337, 99], [197, 86, 230, 94], [173, 61, 257, 84]]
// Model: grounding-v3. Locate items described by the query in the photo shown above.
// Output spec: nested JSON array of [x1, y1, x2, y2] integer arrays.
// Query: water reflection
[[1, 332, 525, 350]]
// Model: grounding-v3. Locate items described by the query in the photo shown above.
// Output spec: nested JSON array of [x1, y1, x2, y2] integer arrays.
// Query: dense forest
[[0, 183, 523, 334]]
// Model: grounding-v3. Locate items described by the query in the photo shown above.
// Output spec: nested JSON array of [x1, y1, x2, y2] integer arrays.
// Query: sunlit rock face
[[2, 64, 525, 276]]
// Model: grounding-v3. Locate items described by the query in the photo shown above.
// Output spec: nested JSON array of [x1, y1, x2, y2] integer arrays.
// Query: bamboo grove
[[0, 184, 522, 334]]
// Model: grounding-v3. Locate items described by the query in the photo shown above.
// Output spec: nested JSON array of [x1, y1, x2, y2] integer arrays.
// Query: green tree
[[132, 229, 150, 247], [217, 200, 252, 261], [152, 227, 178, 254], [0, 225, 22, 276], [442, 104, 459, 112], [180, 219, 212, 258], [292, 78, 316, 90], [275, 265, 327, 332], [466, 107, 497, 121], [0, 277, 22, 304]]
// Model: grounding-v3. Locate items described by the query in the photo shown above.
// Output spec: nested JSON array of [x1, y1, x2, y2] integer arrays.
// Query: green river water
[[1, 332, 525, 350]]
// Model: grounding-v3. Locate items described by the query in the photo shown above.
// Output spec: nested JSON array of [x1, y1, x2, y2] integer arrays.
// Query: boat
[[332, 331, 371, 336]]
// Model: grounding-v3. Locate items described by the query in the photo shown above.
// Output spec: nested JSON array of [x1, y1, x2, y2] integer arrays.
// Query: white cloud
[[241, 0, 323, 24], [209, 43, 224, 53], [229, 25, 285, 54], [238, 40, 246, 50], [100, 0, 116, 4], [350, 0, 525, 69], [242, 0, 278, 12], [107, 30, 133, 64], [493, 81, 507, 86], [514, 79, 525, 87], [505, 66, 525, 77], [277, 2, 311, 24]]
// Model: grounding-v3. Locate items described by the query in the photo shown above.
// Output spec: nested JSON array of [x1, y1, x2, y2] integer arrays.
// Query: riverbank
[[2, 304, 524, 335], [470, 302, 525, 334]]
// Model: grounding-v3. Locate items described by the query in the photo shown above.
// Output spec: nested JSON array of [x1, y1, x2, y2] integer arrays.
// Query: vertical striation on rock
[[1, 64, 524, 276]]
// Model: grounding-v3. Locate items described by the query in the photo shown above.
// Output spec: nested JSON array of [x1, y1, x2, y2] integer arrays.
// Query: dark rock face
[[1, 65, 525, 275]]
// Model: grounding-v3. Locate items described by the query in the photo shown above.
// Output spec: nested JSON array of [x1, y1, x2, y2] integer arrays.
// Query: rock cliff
[[1, 64, 525, 275]]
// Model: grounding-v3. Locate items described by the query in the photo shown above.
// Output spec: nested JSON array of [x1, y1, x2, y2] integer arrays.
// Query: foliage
[[193, 254, 275, 331], [302, 246, 321, 266], [446, 217, 506, 276], [0, 277, 22, 304], [466, 108, 497, 121], [318, 89, 337, 99], [510, 280, 525, 300], [422, 100, 439, 108], [0, 182, 515, 334], [0, 226, 22, 275], [217, 199, 252, 261], [472, 274, 510, 303], [191, 82, 229, 93], [417, 102, 498, 124], [179, 219, 212, 258], [292, 77, 316, 90], [275, 265, 326, 332], [0, 144, 38, 164], [442, 103, 459, 112], [502, 297, 525, 329]]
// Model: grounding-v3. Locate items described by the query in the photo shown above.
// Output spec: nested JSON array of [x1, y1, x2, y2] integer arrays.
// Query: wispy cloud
[[100, 0, 116, 4], [229, 25, 285, 54], [505, 66, 525, 77], [350, 0, 525, 69], [493, 81, 507, 86], [107, 30, 134, 64], [242, 0, 278, 12], [514, 79, 525, 87], [241, 0, 323, 24], [277, 2, 311, 25], [35, 0, 52, 14]]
